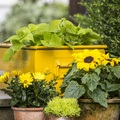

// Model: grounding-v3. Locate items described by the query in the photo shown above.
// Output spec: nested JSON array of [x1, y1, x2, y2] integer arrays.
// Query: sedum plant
[[60, 49, 120, 107], [3, 18, 100, 62], [0, 70, 59, 108], [44, 97, 81, 118]]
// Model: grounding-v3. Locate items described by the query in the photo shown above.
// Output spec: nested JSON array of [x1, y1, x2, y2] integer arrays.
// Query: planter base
[[78, 99, 120, 120]]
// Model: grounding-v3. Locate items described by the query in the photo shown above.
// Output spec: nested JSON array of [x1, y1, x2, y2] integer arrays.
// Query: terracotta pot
[[11, 107, 45, 120], [45, 114, 79, 120], [78, 99, 120, 120]]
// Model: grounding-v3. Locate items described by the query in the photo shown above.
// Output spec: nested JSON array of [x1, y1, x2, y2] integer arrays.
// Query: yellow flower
[[101, 53, 120, 66], [32, 72, 45, 81], [101, 53, 110, 65], [112, 58, 120, 65], [11, 70, 21, 77], [0, 72, 9, 82], [19, 73, 33, 88], [73, 49, 102, 71]]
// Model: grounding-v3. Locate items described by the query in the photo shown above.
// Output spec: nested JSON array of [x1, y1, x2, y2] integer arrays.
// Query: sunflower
[[32, 72, 45, 81], [11, 70, 21, 78], [72, 49, 102, 71], [0, 72, 9, 82], [19, 73, 33, 88]]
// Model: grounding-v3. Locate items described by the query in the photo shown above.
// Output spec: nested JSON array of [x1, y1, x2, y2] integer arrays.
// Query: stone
[[0, 90, 14, 120]]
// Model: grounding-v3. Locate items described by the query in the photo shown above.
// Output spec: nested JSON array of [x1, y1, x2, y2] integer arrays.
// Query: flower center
[[24, 80, 28, 83], [84, 56, 94, 63], [107, 59, 111, 61]]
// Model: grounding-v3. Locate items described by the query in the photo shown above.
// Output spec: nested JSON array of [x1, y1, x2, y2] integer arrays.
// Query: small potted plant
[[60, 49, 120, 120], [44, 97, 81, 120], [0, 70, 59, 120]]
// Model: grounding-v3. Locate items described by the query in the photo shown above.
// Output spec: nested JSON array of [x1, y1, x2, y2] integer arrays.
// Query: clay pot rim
[[11, 107, 43, 111], [78, 99, 120, 104]]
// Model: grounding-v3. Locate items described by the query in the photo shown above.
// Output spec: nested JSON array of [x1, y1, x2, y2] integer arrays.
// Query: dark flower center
[[24, 80, 28, 83], [107, 59, 111, 61], [84, 56, 94, 63]]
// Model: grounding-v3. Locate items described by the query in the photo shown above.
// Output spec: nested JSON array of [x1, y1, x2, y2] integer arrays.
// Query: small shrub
[[44, 97, 81, 118]]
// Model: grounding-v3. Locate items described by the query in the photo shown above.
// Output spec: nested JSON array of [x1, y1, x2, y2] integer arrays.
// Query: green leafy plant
[[73, 0, 120, 57], [44, 97, 81, 118], [3, 18, 100, 62], [60, 49, 120, 107], [0, 70, 59, 108]]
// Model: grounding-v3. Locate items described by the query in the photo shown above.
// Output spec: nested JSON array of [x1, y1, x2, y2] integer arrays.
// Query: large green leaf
[[2, 47, 14, 62], [28, 24, 39, 32], [81, 36, 96, 45], [21, 33, 34, 42], [88, 73, 100, 91], [105, 81, 120, 92], [33, 23, 49, 35], [64, 81, 85, 99], [6, 35, 20, 41], [65, 63, 77, 77], [81, 74, 89, 84], [22, 90, 26, 102], [49, 20, 61, 32], [88, 88, 108, 107], [16, 27, 30, 38], [107, 73, 113, 80], [61, 19, 74, 30], [11, 40, 23, 51], [61, 63, 78, 87], [77, 28, 90, 35], [64, 41, 74, 50], [10, 99, 19, 106], [82, 73, 100, 91], [41, 33, 62, 47], [95, 67, 101, 75], [111, 66, 120, 79], [87, 29, 100, 39], [43, 33, 52, 43]]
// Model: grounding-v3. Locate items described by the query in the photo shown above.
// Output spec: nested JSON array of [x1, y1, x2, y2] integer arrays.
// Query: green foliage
[[3, 18, 100, 62], [0, 2, 68, 42], [2, 72, 59, 108], [60, 50, 120, 107], [73, 0, 120, 57], [44, 97, 81, 118]]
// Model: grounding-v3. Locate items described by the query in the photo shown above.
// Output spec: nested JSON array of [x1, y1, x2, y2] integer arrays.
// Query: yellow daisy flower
[[19, 73, 33, 88], [11, 70, 21, 78], [32, 72, 45, 81], [73, 49, 102, 71], [0, 72, 9, 82]]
